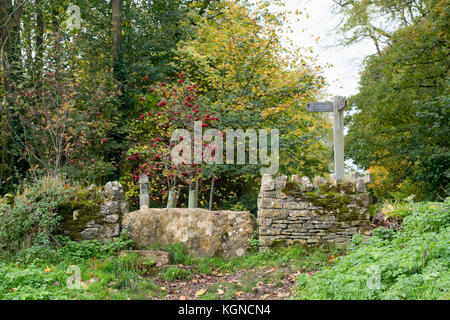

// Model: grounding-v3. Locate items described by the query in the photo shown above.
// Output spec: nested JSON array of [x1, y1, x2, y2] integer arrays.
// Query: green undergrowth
[[189, 244, 346, 275], [294, 198, 450, 300], [0, 236, 345, 300], [0, 249, 165, 300], [150, 241, 346, 275]]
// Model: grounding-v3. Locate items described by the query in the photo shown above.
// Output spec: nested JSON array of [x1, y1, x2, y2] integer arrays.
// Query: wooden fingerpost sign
[[306, 96, 347, 183]]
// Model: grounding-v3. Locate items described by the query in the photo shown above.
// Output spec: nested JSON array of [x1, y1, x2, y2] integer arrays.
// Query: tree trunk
[[0, 0, 22, 184], [112, 0, 123, 66], [34, 0, 44, 82]]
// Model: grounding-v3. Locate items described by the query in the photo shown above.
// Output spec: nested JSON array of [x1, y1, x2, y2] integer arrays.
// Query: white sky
[[267, 0, 378, 98], [263, 0, 378, 172]]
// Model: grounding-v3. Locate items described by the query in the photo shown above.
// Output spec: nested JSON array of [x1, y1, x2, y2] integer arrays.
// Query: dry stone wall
[[65, 181, 129, 241], [258, 174, 371, 250]]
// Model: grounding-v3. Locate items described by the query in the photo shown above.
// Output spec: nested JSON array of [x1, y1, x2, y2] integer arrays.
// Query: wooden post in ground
[[138, 173, 149, 209], [306, 96, 347, 182]]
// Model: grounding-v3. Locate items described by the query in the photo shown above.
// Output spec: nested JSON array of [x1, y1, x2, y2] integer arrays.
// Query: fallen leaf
[[277, 292, 290, 298], [179, 295, 186, 300], [235, 291, 244, 296], [217, 289, 224, 295], [195, 288, 206, 297], [44, 266, 52, 273]]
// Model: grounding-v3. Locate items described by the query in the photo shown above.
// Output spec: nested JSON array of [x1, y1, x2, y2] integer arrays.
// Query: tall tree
[[112, 0, 123, 69], [343, 0, 450, 199]]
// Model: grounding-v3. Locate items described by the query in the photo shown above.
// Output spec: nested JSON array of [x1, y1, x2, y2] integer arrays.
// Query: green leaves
[[294, 198, 450, 300], [344, 1, 450, 200]]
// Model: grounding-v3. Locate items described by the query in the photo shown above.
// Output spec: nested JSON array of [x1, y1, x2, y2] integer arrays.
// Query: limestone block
[[260, 175, 275, 192], [288, 210, 310, 218], [105, 214, 120, 223], [283, 201, 309, 210], [274, 176, 288, 190], [299, 176, 314, 192], [355, 179, 366, 193], [99, 223, 121, 239], [122, 208, 254, 259], [100, 201, 119, 215], [119, 201, 129, 214], [104, 181, 125, 201], [81, 228, 100, 240], [258, 198, 282, 209], [258, 216, 272, 227]]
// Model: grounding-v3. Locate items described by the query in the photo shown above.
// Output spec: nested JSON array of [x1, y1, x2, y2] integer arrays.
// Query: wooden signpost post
[[306, 96, 347, 183], [139, 173, 149, 209]]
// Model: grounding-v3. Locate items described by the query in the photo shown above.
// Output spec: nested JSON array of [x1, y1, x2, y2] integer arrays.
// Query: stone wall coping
[[260, 173, 371, 194]]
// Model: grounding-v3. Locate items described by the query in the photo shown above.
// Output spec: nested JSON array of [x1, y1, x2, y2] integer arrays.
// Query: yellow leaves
[[217, 288, 225, 295], [44, 266, 52, 273], [277, 292, 290, 298], [262, 104, 289, 117], [195, 288, 206, 297]]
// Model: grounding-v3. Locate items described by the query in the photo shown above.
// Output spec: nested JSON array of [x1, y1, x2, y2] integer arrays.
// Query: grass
[[200, 282, 242, 300], [188, 243, 346, 275], [161, 266, 192, 282], [0, 241, 344, 300]]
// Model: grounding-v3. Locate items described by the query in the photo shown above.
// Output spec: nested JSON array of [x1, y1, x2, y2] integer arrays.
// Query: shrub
[[294, 198, 450, 300], [57, 231, 134, 264], [0, 177, 70, 254]]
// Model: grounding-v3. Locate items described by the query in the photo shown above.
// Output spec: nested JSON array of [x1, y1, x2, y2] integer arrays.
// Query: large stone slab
[[122, 208, 255, 259]]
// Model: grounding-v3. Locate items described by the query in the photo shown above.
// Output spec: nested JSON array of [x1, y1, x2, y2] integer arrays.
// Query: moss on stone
[[280, 180, 362, 222], [303, 190, 353, 214], [324, 222, 344, 234], [58, 187, 104, 240], [281, 182, 302, 197], [336, 210, 361, 221], [269, 239, 288, 249]]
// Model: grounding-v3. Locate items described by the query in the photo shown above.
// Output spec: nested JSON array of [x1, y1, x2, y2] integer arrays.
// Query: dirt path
[[150, 266, 307, 300]]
